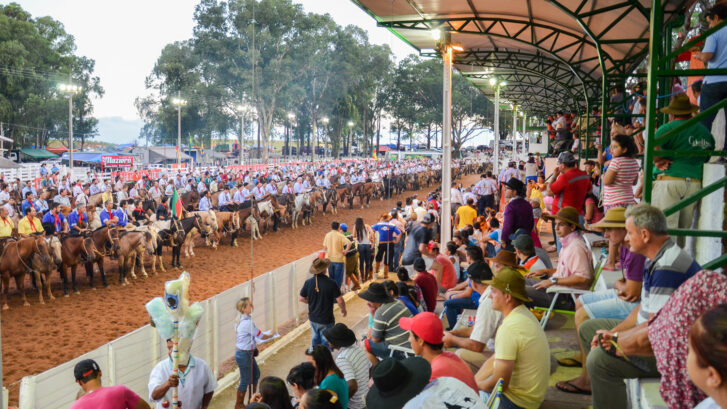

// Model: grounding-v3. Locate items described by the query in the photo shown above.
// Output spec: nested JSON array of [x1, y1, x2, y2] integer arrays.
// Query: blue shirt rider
[[41, 205, 66, 233], [68, 204, 88, 234], [99, 201, 119, 227]]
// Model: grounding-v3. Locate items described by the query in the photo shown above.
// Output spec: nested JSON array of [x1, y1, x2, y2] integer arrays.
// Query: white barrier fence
[[18, 250, 321, 409]]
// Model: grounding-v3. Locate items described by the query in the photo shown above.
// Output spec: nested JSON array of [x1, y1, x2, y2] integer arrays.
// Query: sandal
[[556, 381, 591, 395], [557, 357, 582, 367]]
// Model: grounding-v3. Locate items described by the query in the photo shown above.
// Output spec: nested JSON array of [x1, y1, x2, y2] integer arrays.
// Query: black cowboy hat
[[322, 323, 356, 348], [503, 178, 525, 195], [366, 357, 431, 409], [358, 282, 394, 304]]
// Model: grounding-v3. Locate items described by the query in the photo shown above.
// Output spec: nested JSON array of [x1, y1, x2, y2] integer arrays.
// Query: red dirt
[[1, 173, 479, 405]]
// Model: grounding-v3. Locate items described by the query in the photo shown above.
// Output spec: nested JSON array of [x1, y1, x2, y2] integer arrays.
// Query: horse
[[183, 211, 218, 257], [0, 234, 52, 309], [58, 234, 97, 295], [84, 226, 121, 289], [116, 230, 155, 285], [211, 211, 240, 247], [150, 219, 185, 273], [254, 199, 276, 234], [29, 235, 62, 304], [291, 193, 312, 229], [180, 190, 200, 211]]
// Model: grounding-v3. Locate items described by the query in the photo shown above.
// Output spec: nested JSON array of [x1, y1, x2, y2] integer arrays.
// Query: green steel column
[[643, 0, 663, 203]]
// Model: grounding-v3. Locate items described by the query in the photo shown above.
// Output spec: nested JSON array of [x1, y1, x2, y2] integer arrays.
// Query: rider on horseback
[[68, 203, 89, 236]]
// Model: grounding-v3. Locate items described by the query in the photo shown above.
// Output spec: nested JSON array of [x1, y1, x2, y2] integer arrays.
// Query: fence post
[[212, 298, 219, 377], [108, 343, 116, 385], [18, 376, 35, 409], [291, 263, 299, 325]]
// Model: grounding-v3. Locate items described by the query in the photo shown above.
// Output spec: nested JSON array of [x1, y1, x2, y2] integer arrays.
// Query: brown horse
[[84, 226, 121, 289], [116, 230, 155, 285], [211, 211, 240, 247], [59, 234, 97, 295], [1, 235, 52, 309], [184, 210, 218, 256]]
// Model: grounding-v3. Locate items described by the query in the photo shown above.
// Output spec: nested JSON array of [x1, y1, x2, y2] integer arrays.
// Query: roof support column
[[512, 106, 518, 163], [642, 0, 663, 203], [441, 41, 453, 245], [494, 85, 501, 176]]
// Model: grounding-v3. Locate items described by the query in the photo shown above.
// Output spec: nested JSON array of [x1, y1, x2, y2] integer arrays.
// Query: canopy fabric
[[60, 152, 104, 163], [19, 148, 57, 159], [352, 0, 691, 113]]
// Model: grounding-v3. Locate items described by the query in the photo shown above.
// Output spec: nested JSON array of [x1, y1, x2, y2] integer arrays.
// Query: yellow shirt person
[[17, 215, 42, 236], [455, 203, 477, 230], [0, 216, 13, 238]]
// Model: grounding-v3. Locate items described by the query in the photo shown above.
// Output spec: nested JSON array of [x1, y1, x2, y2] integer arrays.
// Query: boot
[[350, 274, 361, 291]]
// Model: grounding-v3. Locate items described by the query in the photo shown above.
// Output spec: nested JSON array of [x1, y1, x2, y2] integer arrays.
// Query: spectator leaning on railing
[[695, 3, 727, 149]]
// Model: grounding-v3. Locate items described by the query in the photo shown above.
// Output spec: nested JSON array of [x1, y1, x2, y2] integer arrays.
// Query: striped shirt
[[371, 301, 412, 346], [335, 346, 371, 409], [638, 238, 700, 324], [603, 156, 639, 207]]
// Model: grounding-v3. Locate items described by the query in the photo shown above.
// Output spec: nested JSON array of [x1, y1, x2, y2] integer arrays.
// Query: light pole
[[237, 103, 247, 166], [521, 111, 526, 158], [489, 78, 506, 175], [287, 112, 296, 160], [347, 121, 354, 158], [59, 82, 81, 175], [172, 93, 187, 169], [321, 117, 330, 158]]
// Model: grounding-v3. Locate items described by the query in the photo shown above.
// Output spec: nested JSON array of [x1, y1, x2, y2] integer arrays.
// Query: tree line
[[0, 3, 103, 150]]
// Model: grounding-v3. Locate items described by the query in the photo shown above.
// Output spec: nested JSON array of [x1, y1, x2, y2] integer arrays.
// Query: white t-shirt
[[335, 346, 371, 409], [403, 377, 486, 409], [469, 286, 502, 351], [694, 397, 721, 409], [148, 356, 217, 409]]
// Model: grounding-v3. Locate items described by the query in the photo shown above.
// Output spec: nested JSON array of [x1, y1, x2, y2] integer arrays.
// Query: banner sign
[[102, 155, 133, 168]]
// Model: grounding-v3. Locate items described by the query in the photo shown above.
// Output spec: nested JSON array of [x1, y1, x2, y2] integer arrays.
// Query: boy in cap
[[400, 312, 478, 392], [71, 359, 151, 409], [512, 234, 548, 274], [477, 267, 550, 409]]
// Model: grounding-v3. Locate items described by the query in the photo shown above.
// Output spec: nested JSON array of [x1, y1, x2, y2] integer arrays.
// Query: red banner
[[102, 155, 134, 169]]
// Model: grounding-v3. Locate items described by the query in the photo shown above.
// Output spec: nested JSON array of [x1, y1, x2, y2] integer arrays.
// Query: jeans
[[700, 80, 727, 149], [444, 297, 478, 330], [580, 289, 639, 321], [310, 321, 334, 348], [479, 391, 525, 409], [392, 242, 404, 270], [358, 244, 372, 275], [235, 349, 260, 391], [328, 262, 345, 288], [581, 319, 659, 409]]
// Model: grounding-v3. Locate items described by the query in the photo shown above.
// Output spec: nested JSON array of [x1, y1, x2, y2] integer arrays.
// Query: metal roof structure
[[352, 0, 691, 115]]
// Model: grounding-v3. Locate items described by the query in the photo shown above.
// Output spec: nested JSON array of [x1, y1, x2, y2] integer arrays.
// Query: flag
[[372, 147, 378, 160], [171, 188, 184, 219]]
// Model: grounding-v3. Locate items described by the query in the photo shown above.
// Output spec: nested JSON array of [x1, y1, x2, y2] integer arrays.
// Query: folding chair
[[536, 258, 604, 329], [484, 378, 504, 409], [387, 343, 415, 358]]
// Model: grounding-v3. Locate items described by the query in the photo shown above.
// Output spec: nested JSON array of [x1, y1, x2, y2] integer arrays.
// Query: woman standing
[[351, 217, 375, 282], [306, 345, 349, 409], [234, 297, 274, 409]]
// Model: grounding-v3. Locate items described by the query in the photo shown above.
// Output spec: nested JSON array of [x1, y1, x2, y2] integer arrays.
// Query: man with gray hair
[[568, 203, 701, 408]]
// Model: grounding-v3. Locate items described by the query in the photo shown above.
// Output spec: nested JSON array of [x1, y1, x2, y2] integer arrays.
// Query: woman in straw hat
[[524, 207, 594, 310]]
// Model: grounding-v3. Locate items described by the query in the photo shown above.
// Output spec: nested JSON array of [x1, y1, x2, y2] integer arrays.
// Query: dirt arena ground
[[1, 173, 479, 404]]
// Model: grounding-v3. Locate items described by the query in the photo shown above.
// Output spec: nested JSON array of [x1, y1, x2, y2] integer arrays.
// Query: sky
[[14, 0, 416, 134]]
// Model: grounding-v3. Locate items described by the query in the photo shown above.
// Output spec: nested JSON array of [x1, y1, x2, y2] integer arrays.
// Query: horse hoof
[[2, 305, 8, 310], [49, 296, 55, 301], [90, 287, 96, 291], [39, 300, 45, 305], [143, 273, 148, 278], [24, 302, 31, 307], [74, 290, 80, 295], [63, 294, 70, 298]]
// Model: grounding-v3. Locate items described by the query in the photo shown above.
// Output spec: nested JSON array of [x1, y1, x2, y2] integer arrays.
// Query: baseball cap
[[74, 359, 100, 381], [557, 151, 576, 164], [421, 213, 435, 224], [467, 260, 494, 284], [399, 312, 443, 344], [426, 241, 440, 251], [512, 234, 535, 253], [340, 223, 348, 232]]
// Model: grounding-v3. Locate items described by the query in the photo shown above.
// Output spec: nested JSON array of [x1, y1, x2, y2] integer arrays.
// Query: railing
[[18, 250, 322, 409]]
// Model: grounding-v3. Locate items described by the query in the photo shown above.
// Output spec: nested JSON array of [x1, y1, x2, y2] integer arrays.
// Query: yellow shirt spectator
[[17, 216, 42, 236], [102, 190, 113, 204], [0, 217, 14, 237], [322, 230, 350, 263], [455, 204, 477, 229]]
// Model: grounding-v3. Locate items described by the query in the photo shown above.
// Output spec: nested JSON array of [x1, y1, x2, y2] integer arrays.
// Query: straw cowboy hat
[[660, 93, 699, 115], [590, 207, 627, 229], [543, 206, 587, 231]]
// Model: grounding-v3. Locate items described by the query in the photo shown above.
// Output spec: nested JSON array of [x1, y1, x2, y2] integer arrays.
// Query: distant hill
[[96, 117, 144, 144]]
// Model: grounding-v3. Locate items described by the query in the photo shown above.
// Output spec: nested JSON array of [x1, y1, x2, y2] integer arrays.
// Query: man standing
[[371, 214, 401, 280], [400, 213, 435, 278], [476, 267, 550, 409], [651, 93, 715, 239], [454, 197, 478, 231], [547, 151, 591, 251], [322, 221, 351, 288], [299, 258, 347, 348], [148, 340, 217, 409], [500, 178, 533, 249], [71, 359, 151, 409], [323, 323, 371, 409]]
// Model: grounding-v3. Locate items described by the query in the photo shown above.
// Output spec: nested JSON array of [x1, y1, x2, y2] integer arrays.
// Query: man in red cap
[[400, 312, 478, 392]]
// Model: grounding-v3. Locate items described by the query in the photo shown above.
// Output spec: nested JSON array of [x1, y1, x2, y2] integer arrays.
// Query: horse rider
[[199, 191, 212, 212], [89, 178, 101, 196], [99, 201, 119, 227], [218, 186, 233, 211], [42, 202, 68, 235], [115, 200, 130, 228], [0, 206, 15, 251], [68, 203, 89, 236], [252, 181, 266, 200], [21, 191, 40, 216], [18, 206, 43, 237], [156, 197, 170, 221], [131, 200, 148, 225], [281, 180, 294, 195], [265, 180, 278, 196], [53, 188, 72, 207], [21, 180, 37, 199], [233, 183, 250, 206], [293, 177, 307, 195], [149, 181, 163, 201]]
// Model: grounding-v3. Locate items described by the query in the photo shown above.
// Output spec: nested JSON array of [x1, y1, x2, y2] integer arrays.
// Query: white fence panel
[[18, 251, 321, 409]]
